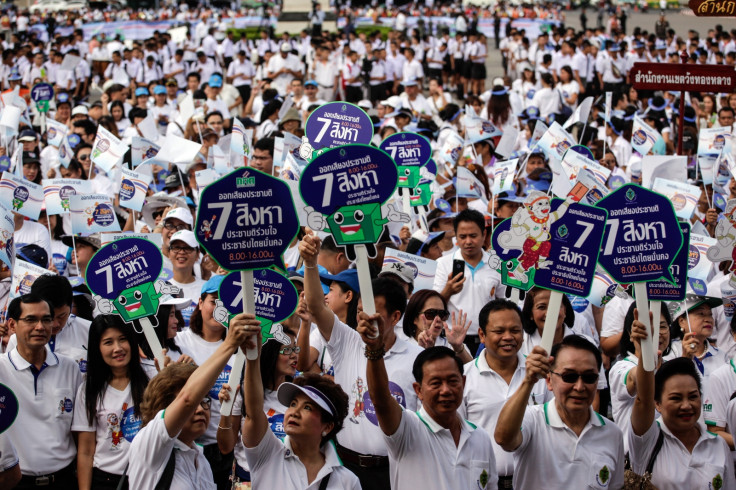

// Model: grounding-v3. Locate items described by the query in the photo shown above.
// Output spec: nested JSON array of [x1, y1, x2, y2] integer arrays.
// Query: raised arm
[[299, 232, 337, 340], [357, 311, 402, 436], [495, 346, 551, 451], [630, 309, 656, 436], [163, 318, 248, 437], [235, 314, 270, 448]]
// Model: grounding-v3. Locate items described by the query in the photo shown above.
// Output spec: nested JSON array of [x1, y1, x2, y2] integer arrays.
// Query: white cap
[[357, 99, 373, 110], [380, 95, 401, 108], [280, 43, 291, 52], [163, 207, 193, 226], [72, 105, 89, 116], [169, 229, 198, 248]]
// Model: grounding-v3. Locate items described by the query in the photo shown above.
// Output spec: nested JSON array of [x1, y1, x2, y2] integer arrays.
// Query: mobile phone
[[452, 259, 465, 280]]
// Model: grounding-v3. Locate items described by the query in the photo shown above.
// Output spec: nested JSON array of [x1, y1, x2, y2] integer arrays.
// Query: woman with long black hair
[[72, 315, 150, 490]]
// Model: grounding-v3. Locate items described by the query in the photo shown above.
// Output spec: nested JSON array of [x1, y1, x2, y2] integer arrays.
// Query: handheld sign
[[0, 383, 19, 434], [86, 238, 175, 369], [305, 102, 373, 151], [597, 184, 683, 371], [195, 167, 299, 414], [380, 132, 431, 216], [217, 268, 298, 343], [31, 83, 54, 113], [300, 144, 404, 339]]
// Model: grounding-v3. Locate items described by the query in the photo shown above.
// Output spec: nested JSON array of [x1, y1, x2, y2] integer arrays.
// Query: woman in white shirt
[[73, 315, 150, 490], [167, 230, 205, 326], [531, 72, 558, 120], [556, 65, 580, 111], [238, 316, 360, 489], [512, 64, 537, 107], [427, 77, 452, 120], [629, 322, 736, 490], [127, 318, 253, 489]]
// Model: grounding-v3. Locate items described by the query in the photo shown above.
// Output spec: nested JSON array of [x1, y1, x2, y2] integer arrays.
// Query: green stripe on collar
[[416, 411, 433, 431], [543, 402, 550, 425], [595, 412, 606, 426]]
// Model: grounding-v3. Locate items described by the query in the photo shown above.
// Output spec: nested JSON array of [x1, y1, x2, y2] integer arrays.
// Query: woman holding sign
[[72, 315, 150, 490], [628, 313, 736, 489], [234, 314, 360, 489]]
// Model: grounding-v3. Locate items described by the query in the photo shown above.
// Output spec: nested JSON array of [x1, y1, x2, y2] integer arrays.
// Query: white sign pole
[[635, 283, 655, 371], [649, 299, 662, 362], [355, 244, 378, 339], [139, 317, 166, 369], [539, 290, 563, 354]]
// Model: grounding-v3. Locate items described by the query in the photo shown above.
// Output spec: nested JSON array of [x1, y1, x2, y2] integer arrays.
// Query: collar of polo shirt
[[543, 400, 605, 429], [8, 345, 59, 370], [415, 405, 477, 434]]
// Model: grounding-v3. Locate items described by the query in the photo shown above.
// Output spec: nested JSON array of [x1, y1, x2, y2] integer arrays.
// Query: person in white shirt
[[104, 51, 130, 86], [300, 233, 423, 490], [137, 55, 163, 86], [267, 43, 303, 97], [357, 311, 498, 490], [401, 47, 424, 88], [0, 294, 83, 488], [164, 49, 187, 89], [194, 51, 219, 87], [226, 50, 255, 103], [342, 50, 363, 104], [128, 316, 252, 490], [495, 335, 625, 489], [166, 230, 205, 324], [629, 320, 736, 490]]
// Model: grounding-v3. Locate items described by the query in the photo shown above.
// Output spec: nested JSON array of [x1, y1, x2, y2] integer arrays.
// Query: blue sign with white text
[[218, 268, 299, 324], [86, 238, 162, 300], [0, 383, 19, 434], [647, 222, 689, 301], [305, 102, 373, 150]]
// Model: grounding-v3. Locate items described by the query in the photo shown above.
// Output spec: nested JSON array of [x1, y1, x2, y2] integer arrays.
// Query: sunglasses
[[551, 371, 598, 384], [422, 309, 449, 321]]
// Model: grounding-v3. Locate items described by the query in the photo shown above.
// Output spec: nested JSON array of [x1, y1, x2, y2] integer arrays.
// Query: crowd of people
[[0, 1, 734, 489]]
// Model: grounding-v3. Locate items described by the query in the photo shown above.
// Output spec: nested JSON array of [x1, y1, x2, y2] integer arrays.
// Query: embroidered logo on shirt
[[478, 469, 489, 489], [596, 465, 610, 486], [712, 474, 723, 490], [58, 397, 73, 414]]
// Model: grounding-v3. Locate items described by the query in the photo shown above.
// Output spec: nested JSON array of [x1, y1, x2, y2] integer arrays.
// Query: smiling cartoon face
[[112, 283, 159, 322], [410, 181, 433, 207], [397, 166, 421, 189], [529, 197, 551, 218], [326, 203, 384, 245]]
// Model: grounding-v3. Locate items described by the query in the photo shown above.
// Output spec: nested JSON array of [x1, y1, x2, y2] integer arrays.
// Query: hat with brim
[[160, 293, 192, 310], [277, 382, 337, 418], [61, 233, 101, 251], [279, 107, 301, 126], [141, 194, 188, 228], [378, 262, 416, 285], [669, 293, 723, 321], [319, 269, 360, 294], [405, 230, 445, 256], [201, 274, 224, 295], [17, 244, 48, 268]]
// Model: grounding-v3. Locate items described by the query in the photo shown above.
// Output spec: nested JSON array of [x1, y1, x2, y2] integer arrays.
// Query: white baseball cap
[[163, 207, 193, 227]]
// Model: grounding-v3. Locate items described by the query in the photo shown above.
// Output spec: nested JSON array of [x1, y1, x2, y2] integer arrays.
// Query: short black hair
[[478, 299, 523, 335], [30, 274, 73, 309], [412, 346, 463, 383], [7, 293, 53, 321], [73, 119, 97, 136], [186, 71, 201, 82], [550, 334, 602, 371], [253, 137, 275, 158], [372, 277, 407, 317], [620, 301, 674, 357], [654, 357, 701, 402], [453, 209, 484, 233]]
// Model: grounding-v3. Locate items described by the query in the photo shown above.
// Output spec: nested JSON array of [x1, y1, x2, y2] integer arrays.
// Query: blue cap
[[304, 80, 318, 87], [153, 85, 166, 95], [8, 67, 21, 81], [57, 92, 71, 104], [526, 171, 553, 192], [201, 274, 224, 295], [319, 269, 360, 294], [608, 43, 621, 52], [296, 264, 330, 294], [209, 74, 223, 88], [634, 40, 645, 49], [135, 87, 149, 96]]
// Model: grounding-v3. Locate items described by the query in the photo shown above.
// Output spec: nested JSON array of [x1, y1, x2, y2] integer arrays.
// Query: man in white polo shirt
[[433, 209, 504, 354], [495, 335, 625, 489], [357, 311, 498, 490], [0, 294, 82, 489], [460, 299, 551, 489], [300, 233, 423, 490]]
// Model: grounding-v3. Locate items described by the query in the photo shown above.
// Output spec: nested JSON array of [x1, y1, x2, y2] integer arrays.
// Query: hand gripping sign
[[300, 144, 407, 338], [300, 102, 374, 157], [379, 132, 432, 215], [195, 167, 299, 414], [215, 268, 298, 346], [597, 184, 684, 371], [86, 238, 177, 369]]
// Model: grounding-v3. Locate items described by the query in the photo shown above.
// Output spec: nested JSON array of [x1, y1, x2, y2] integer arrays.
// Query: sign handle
[[401, 192, 411, 221], [634, 282, 655, 372], [139, 317, 166, 370], [355, 244, 378, 339], [220, 270, 256, 416], [540, 290, 563, 354], [650, 299, 661, 363]]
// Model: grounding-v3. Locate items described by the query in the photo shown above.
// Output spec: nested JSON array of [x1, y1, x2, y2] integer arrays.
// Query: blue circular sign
[[0, 383, 19, 434], [379, 132, 432, 168], [305, 102, 373, 150], [86, 238, 163, 299], [119, 179, 135, 202], [31, 83, 54, 103]]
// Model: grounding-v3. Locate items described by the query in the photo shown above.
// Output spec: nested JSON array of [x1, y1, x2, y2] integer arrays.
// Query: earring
[[321, 431, 327, 437]]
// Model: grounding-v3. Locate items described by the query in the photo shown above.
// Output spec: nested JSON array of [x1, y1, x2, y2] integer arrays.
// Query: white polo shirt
[[510, 400, 625, 489], [433, 250, 505, 336], [609, 356, 639, 448], [176, 329, 235, 446], [325, 314, 422, 456], [0, 346, 82, 475], [629, 420, 735, 490], [128, 410, 216, 490], [704, 359, 736, 428], [385, 405, 497, 489], [460, 351, 551, 477], [245, 430, 360, 490], [7, 314, 91, 374], [599, 296, 634, 339], [0, 434, 18, 474]]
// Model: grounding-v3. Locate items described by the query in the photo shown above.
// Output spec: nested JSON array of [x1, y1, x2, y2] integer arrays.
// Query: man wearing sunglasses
[[495, 335, 624, 489]]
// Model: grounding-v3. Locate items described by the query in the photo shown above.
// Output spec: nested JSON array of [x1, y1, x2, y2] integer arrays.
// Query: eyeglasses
[[422, 309, 450, 321], [279, 346, 301, 355], [200, 397, 212, 410], [551, 371, 599, 384], [163, 222, 190, 232], [690, 310, 714, 319], [170, 245, 196, 254], [18, 316, 54, 327], [78, 154, 90, 161]]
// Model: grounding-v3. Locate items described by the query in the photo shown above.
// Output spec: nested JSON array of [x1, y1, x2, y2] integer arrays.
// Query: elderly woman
[[237, 314, 360, 489], [127, 316, 253, 489]]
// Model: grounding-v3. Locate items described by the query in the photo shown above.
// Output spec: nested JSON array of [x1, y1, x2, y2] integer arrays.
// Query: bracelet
[[217, 425, 232, 430], [304, 264, 316, 269], [364, 346, 386, 360], [453, 344, 465, 355]]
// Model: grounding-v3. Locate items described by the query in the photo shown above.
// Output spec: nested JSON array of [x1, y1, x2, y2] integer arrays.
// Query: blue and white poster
[[0, 171, 44, 221], [42, 178, 92, 215], [119, 167, 152, 212], [69, 193, 121, 233]]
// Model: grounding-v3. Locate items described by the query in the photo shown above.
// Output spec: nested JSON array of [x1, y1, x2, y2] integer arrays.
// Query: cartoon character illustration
[[496, 191, 574, 284], [409, 179, 433, 215], [200, 215, 217, 241], [397, 165, 422, 190], [305, 202, 409, 261], [212, 299, 291, 346], [350, 377, 366, 423], [12, 197, 23, 211], [108, 413, 123, 449], [93, 280, 179, 324]]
